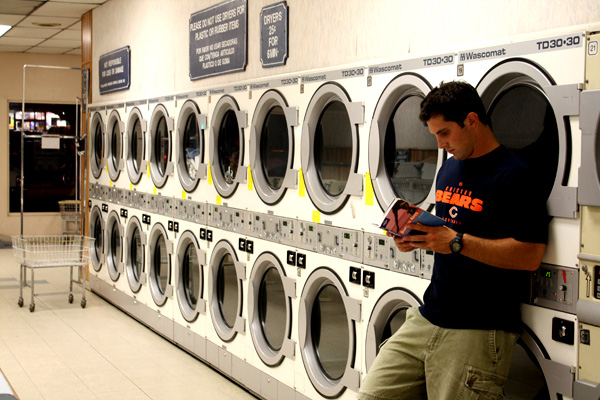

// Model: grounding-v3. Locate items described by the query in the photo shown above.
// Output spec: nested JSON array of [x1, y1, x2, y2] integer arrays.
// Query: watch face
[[451, 242, 460, 252]]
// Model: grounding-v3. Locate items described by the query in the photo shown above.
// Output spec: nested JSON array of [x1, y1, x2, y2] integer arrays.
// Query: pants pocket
[[459, 365, 507, 400]]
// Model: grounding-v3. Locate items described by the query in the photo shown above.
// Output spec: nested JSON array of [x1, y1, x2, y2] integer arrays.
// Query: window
[[9, 102, 78, 213]]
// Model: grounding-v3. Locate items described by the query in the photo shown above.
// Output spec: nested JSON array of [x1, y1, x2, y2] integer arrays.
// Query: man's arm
[[393, 223, 546, 271]]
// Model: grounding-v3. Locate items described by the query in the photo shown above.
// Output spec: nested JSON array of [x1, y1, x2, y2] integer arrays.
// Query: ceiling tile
[[18, 15, 80, 29], [48, 0, 106, 3], [67, 21, 81, 31], [0, 1, 43, 16], [64, 47, 82, 55], [0, 36, 43, 46], [0, 44, 31, 52], [5, 26, 60, 39], [26, 46, 75, 54], [0, 14, 25, 26], [38, 38, 80, 48], [52, 29, 80, 40], [33, 2, 96, 18]]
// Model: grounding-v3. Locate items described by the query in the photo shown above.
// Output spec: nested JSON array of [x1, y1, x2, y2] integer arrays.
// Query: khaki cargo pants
[[358, 307, 518, 400]]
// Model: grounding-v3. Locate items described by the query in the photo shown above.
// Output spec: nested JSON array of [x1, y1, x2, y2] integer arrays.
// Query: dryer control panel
[[531, 263, 578, 314]]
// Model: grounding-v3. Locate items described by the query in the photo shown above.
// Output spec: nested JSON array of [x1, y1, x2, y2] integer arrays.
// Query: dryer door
[[248, 252, 295, 366], [147, 223, 173, 307], [90, 113, 104, 179], [125, 216, 146, 293], [208, 240, 246, 342], [364, 288, 421, 372], [105, 210, 123, 282], [299, 267, 360, 397], [579, 89, 600, 206], [478, 60, 580, 218], [369, 73, 443, 211], [89, 205, 104, 271], [176, 230, 206, 322]]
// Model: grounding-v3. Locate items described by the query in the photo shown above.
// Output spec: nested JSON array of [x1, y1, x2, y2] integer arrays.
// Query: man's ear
[[466, 111, 479, 127]]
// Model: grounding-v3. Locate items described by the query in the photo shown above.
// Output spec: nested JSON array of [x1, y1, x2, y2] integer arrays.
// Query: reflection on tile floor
[[0, 249, 257, 400]]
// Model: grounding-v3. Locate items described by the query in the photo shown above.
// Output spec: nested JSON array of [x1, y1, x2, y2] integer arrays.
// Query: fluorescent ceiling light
[[0, 25, 11, 37]]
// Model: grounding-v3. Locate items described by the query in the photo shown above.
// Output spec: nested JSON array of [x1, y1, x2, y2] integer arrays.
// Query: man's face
[[426, 114, 474, 160]]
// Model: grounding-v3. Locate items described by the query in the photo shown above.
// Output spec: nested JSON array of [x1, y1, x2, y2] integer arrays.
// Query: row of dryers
[[86, 26, 600, 400], [88, 183, 432, 400]]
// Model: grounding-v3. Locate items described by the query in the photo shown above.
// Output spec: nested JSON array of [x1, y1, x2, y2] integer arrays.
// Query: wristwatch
[[450, 232, 463, 254]]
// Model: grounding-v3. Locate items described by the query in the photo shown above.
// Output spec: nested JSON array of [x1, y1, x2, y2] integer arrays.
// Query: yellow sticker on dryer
[[248, 165, 253, 191], [299, 167, 306, 197], [312, 210, 320, 223], [365, 172, 374, 206]]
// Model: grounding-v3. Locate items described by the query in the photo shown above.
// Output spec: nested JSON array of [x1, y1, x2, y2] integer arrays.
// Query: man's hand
[[390, 223, 455, 254]]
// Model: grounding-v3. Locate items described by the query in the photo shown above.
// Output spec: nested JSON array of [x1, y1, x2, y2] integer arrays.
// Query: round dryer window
[[177, 101, 206, 192], [369, 74, 442, 210], [90, 113, 104, 179], [148, 223, 173, 307], [148, 104, 174, 188], [478, 60, 574, 217], [126, 108, 147, 185], [89, 205, 104, 272], [210, 95, 246, 198], [208, 240, 245, 342], [301, 83, 363, 214], [250, 90, 297, 205], [105, 211, 123, 282], [364, 288, 421, 371], [298, 267, 360, 397], [176, 230, 205, 322], [248, 252, 295, 366], [106, 110, 124, 181], [125, 216, 145, 294]]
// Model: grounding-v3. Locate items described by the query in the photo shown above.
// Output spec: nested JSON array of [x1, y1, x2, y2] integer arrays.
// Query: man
[[358, 81, 548, 400]]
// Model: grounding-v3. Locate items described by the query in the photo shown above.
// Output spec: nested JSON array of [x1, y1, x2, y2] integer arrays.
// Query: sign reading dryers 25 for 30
[[189, 0, 248, 80]]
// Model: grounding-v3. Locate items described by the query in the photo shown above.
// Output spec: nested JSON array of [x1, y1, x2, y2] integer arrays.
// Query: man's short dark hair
[[419, 81, 490, 127]]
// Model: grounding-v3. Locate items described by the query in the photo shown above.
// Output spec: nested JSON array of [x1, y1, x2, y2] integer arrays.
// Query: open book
[[378, 198, 446, 237]]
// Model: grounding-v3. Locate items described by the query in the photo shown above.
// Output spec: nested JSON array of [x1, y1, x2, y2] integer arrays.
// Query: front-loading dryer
[[364, 51, 456, 228], [455, 28, 586, 400], [174, 98, 209, 198], [245, 74, 301, 217], [88, 201, 108, 290], [298, 66, 366, 229], [294, 251, 363, 400], [105, 106, 127, 189], [204, 227, 249, 384], [244, 238, 297, 398], [124, 104, 149, 192], [171, 197, 209, 361], [206, 85, 250, 208], [143, 195, 176, 340], [147, 100, 178, 198], [89, 110, 107, 187]]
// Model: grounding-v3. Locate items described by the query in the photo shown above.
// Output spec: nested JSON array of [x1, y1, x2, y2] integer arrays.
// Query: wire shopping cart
[[58, 200, 81, 235], [11, 235, 94, 312]]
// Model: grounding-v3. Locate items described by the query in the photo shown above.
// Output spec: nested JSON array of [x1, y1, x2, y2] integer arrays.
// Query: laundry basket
[[58, 200, 81, 235], [11, 235, 94, 312]]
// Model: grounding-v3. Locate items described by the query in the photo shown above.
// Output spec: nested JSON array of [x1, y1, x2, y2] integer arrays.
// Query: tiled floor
[[0, 248, 257, 400]]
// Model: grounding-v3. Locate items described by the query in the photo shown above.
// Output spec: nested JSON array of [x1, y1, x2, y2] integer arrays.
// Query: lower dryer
[[119, 190, 152, 321], [244, 238, 298, 400], [204, 226, 249, 384], [102, 193, 130, 308], [171, 198, 209, 361], [293, 250, 364, 400], [88, 198, 108, 291], [143, 195, 176, 340]]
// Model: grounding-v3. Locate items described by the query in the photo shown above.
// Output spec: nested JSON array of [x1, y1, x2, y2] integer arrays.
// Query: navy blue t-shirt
[[419, 145, 548, 333]]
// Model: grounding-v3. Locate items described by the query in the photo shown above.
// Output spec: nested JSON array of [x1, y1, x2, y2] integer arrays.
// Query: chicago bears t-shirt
[[419, 145, 548, 332]]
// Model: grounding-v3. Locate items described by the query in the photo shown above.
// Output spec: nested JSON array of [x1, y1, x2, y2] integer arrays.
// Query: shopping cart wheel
[[68, 294, 74, 303], [81, 299, 86, 308], [29, 303, 35, 312], [18, 297, 23, 307]]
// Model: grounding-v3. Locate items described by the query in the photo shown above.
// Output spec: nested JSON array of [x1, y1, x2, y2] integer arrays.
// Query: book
[[377, 198, 446, 237]]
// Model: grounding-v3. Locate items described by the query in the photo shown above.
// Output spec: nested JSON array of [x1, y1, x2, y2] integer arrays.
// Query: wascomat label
[[368, 53, 455, 75], [458, 32, 583, 63]]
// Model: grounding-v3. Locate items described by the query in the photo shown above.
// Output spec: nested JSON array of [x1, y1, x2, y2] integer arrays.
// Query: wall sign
[[189, 0, 248, 80], [260, 1, 288, 68], [99, 46, 131, 95]]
